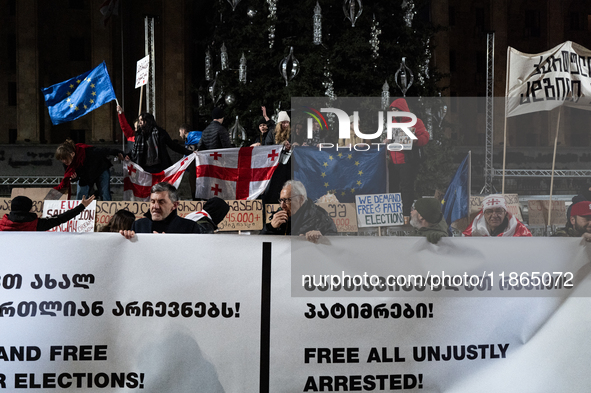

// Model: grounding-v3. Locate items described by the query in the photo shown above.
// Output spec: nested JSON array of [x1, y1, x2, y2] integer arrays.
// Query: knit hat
[[277, 111, 290, 123], [414, 198, 442, 223], [570, 201, 591, 217], [203, 197, 230, 226], [212, 107, 225, 119], [11, 196, 33, 213], [481, 194, 507, 211], [258, 117, 268, 126]]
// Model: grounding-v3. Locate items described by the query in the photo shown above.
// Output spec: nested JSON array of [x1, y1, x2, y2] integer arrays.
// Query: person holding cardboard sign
[[0, 195, 95, 232]]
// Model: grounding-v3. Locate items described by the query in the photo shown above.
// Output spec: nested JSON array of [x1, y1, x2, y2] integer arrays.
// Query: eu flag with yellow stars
[[292, 146, 387, 203], [41, 61, 116, 125]]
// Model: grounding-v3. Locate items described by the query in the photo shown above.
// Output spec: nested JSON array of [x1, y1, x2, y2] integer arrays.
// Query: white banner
[[1, 235, 590, 392], [42, 200, 96, 232], [507, 41, 591, 117]]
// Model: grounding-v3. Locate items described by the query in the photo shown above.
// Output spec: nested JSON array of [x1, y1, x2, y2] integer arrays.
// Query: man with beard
[[129, 113, 194, 173], [554, 201, 591, 241], [409, 198, 448, 244]]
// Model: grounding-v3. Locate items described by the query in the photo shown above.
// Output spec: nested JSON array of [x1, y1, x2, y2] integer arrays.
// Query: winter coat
[[131, 127, 193, 173], [411, 216, 449, 244], [262, 198, 337, 236], [0, 204, 86, 232], [462, 211, 532, 237], [131, 209, 208, 234], [197, 121, 232, 151], [389, 98, 429, 165]]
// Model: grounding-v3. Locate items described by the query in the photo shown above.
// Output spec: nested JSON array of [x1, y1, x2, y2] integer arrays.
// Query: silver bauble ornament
[[225, 93, 236, 106], [246, 6, 257, 17], [279, 47, 300, 86]]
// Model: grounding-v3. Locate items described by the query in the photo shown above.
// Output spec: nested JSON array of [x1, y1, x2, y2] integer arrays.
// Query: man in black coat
[[262, 180, 337, 242], [120, 183, 208, 239], [197, 107, 232, 151]]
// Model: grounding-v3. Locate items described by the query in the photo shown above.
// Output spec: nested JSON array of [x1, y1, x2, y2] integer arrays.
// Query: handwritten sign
[[10, 187, 67, 201], [43, 200, 97, 232], [355, 193, 404, 228], [96, 200, 263, 232], [135, 55, 150, 88], [527, 200, 567, 226]]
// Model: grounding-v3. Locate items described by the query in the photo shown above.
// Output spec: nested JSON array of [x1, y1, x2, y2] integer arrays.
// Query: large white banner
[[0, 235, 590, 392], [507, 40, 591, 117]]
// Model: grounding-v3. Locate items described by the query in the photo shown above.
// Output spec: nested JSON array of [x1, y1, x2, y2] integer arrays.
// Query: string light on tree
[[313, 2, 322, 45], [239, 53, 247, 84], [220, 43, 229, 71], [369, 14, 381, 59], [267, 0, 277, 49], [418, 38, 431, 86], [205, 49, 212, 81], [402, 0, 415, 28], [381, 80, 390, 109]]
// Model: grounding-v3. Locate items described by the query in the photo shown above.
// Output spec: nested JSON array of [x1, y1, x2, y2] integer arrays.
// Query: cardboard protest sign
[[135, 55, 150, 88], [355, 193, 404, 227], [42, 200, 96, 232], [527, 199, 567, 226]]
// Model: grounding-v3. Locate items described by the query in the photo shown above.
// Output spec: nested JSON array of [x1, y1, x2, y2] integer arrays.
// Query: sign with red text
[[42, 200, 96, 232]]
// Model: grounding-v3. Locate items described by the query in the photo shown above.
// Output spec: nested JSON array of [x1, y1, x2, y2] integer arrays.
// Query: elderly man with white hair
[[262, 180, 337, 242], [463, 194, 531, 237]]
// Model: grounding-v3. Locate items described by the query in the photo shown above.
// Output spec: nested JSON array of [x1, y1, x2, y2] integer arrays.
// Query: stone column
[[16, 0, 40, 143], [162, 1, 186, 135], [90, 6, 115, 142]]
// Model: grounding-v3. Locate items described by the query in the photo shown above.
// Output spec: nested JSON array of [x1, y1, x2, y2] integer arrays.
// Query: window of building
[[9, 129, 17, 144], [450, 50, 456, 72], [8, 0, 15, 16], [475, 7, 485, 33], [7, 34, 16, 72], [570, 12, 582, 30], [70, 130, 86, 144], [8, 82, 16, 106]]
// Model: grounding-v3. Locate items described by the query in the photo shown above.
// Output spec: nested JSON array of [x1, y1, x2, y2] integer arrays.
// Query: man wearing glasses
[[261, 180, 337, 242], [463, 195, 531, 237]]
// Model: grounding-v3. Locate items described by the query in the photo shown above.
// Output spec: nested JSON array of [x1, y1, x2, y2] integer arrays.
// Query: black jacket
[[262, 198, 337, 236], [74, 147, 123, 187], [131, 127, 193, 173], [131, 209, 207, 234], [197, 121, 232, 151], [0, 204, 86, 232]]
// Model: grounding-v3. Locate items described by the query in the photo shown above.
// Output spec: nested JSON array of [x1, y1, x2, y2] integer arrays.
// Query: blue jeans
[[76, 169, 111, 201]]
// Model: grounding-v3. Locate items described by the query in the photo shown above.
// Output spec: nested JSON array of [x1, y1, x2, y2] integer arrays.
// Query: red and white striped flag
[[195, 146, 282, 200], [99, 0, 120, 27], [123, 154, 196, 201]]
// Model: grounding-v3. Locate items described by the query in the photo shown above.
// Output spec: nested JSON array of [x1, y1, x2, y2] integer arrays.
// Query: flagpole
[[120, 1, 125, 152], [502, 47, 511, 195], [547, 107, 561, 233]]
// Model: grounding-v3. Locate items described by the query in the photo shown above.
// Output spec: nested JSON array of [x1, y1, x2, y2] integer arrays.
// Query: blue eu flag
[[41, 61, 116, 125], [292, 146, 387, 203], [441, 153, 470, 232]]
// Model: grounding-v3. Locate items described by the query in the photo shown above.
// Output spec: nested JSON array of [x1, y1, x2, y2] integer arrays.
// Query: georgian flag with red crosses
[[194, 146, 282, 200], [122, 154, 196, 201]]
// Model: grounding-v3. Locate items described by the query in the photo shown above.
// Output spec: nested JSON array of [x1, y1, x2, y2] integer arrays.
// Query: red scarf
[[54, 143, 92, 197]]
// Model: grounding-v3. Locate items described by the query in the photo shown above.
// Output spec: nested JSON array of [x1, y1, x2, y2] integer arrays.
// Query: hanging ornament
[[421, 38, 431, 81], [313, 2, 322, 45], [267, 0, 277, 49], [381, 80, 390, 109], [343, 0, 363, 27], [279, 47, 300, 86], [229, 116, 247, 147], [369, 14, 381, 59], [208, 71, 223, 104], [239, 53, 247, 84], [402, 0, 415, 28], [246, 6, 257, 18], [227, 0, 241, 11], [205, 49, 212, 81], [323, 58, 336, 105], [436, 93, 448, 128], [220, 43, 229, 71], [225, 93, 236, 106], [198, 87, 205, 108], [395, 57, 414, 97]]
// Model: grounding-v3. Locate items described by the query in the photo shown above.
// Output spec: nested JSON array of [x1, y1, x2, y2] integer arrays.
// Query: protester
[[266, 110, 291, 149], [185, 197, 230, 233], [179, 123, 201, 151], [291, 121, 307, 146], [54, 139, 123, 201], [197, 107, 232, 151], [0, 195, 95, 231], [120, 183, 208, 239], [463, 195, 532, 237], [563, 186, 591, 231], [261, 180, 337, 242], [129, 112, 194, 173], [386, 98, 429, 225], [553, 201, 591, 241], [409, 198, 448, 244], [116, 105, 136, 143], [100, 209, 136, 232], [251, 106, 275, 147]]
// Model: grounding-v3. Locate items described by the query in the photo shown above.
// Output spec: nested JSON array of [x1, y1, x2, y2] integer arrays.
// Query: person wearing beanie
[[409, 198, 448, 244], [197, 106, 232, 151], [554, 201, 591, 241], [0, 195, 95, 232], [463, 195, 531, 237], [185, 197, 231, 233], [265, 110, 291, 147], [251, 106, 276, 147]]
